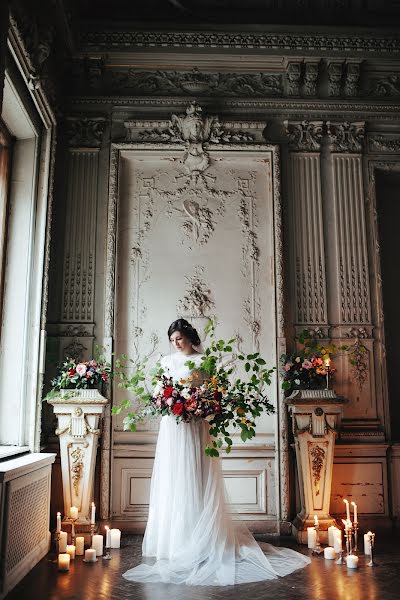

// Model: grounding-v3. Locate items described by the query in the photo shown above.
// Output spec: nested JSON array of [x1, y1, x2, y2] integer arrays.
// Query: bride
[[123, 318, 311, 586]]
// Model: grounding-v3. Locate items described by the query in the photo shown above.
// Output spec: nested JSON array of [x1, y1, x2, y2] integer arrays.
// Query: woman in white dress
[[123, 318, 311, 586]]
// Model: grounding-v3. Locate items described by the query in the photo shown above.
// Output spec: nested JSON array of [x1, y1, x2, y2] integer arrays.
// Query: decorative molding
[[369, 75, 400, 97], [303, 63, 319, 97], [284, 120, 323, 151], [112, 69, 283, 97], [327, 62, 343, 97], [343, 63, 361, 98], [80, 29, 400, 54], [291, 153, 327, 324], [286, 62, 301, 96], [66, 117, 107, 148], [327, 121, 365, 152], [177, 266, 214, 318], [63, 340, 88, 362], [368, 135, 400, 153], [332, 155, 371, 324], [310, 445, 325, 497], [70, 446, 84, 497], [345, 327, 369, 339]]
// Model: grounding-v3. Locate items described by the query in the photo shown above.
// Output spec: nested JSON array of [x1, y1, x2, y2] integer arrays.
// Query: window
[[0, 119, 12, 320]]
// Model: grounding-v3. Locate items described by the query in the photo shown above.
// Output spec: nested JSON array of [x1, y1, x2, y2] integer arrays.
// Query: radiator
[[0, 453, 56, 599]]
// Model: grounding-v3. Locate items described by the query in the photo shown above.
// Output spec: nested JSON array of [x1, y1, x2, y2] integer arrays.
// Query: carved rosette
[[327, 121, 365, 153], [284, 120, 323, 152]]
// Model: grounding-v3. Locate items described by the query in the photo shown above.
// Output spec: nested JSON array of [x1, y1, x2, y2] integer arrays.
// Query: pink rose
[[302, 360, 313, 370], [156, 398, 162, 407], [284, 362, 293, 372], [184, 397, 198, 412], [76, 363, 87, 376], [166, 398, 173, 406]]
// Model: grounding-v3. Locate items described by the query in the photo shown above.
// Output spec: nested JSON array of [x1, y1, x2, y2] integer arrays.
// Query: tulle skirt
[[122, 415, 311, 586]]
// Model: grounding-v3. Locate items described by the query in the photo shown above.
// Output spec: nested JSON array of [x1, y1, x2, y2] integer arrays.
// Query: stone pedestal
[[286, 389, 347, 544], [48, 389, 108, 524]]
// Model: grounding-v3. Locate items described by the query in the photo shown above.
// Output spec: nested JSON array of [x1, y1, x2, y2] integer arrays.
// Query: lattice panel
[[6, 475, 49, 573]]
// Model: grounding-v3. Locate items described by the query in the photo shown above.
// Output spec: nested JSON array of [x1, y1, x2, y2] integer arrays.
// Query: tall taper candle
[[90, 502, 96, 525], [351, 501, 358, 523], [56, 512, 61, 533], [343, 499, 350, 522]]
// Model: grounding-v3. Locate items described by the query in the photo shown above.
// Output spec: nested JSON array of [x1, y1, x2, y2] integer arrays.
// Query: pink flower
[[76, 363, 87, 376], [184, 397, 198, 412], [156, 398, 162, 407], [302, 360, 313, 370], [166, 398, 173, 406], [284, 362, 293, 372]]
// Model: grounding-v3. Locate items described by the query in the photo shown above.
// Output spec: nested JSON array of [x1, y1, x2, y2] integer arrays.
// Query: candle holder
[[90, 522, 96, 547], [366, 532, 376, 567], [344, 525, 353, 558], [335, 548, 344, 565], [352, 521, 359, 553], [103, 545, 112, 561], [312, 523, 323, 555], [49, 530, 61, 563], [67, 517, 78, 546], [325, 365, 330, 390]]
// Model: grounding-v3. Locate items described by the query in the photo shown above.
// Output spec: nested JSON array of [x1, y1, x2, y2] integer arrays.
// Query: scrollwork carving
[[327, 62, 343, 97], [284, 120, 323, 152], [327, 121, 365, 152], [369, 75, 400, 97], [344, 63, 361, 98], [66, 117, 107, 148]]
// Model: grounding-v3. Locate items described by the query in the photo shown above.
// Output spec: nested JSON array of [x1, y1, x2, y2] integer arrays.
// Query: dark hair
[[168, 318, 201, 347]]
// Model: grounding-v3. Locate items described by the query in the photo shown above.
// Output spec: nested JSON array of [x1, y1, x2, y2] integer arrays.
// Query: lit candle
[[76, 537, 85, 556], [324, 357, 331, 368], [90, 502, 96, 525], [58, 553, 70, 571], [91, 534, 103, 557], [56, 512, 61, 533], [84, 548, 97, 562], [70, 506, 78, 520], [66, 545, 76, 560], [351, 501, 358, 522], [307, 527, 317, 549], [110, 529, 121, 548], [346, 554, 359, 569], [333, 530, 342, 553], [59, 531, 68, 553], [324, 546, 336, 560], [105, 526, 111, 548], [343, 499, 350, 522], [364, 531, 373, 555], [328, 525, 339, 547]]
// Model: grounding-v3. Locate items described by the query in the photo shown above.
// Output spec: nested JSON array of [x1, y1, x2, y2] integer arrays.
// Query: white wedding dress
[[123, 351, 311, 586]]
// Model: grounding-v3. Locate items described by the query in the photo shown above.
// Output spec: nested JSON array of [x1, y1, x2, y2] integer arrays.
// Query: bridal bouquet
[[112, 321, 275, 456]]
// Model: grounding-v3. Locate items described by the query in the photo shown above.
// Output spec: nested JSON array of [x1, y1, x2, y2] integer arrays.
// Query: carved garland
[[70, 446, 84, 497], [310, 445, 325, 497]]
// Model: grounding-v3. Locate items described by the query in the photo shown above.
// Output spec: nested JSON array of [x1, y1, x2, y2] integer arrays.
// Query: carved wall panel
[[61, 149, 98, 324], [112, 144, 281, 525], [290, 153, 327, 325]]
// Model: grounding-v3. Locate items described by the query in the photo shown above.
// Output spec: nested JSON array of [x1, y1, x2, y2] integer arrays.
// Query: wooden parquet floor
[[5, 533, 400, 600]]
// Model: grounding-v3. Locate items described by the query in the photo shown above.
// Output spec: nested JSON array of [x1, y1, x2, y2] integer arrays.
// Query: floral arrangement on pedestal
[[112, 320, 275, 456], [281, 329, 368, 394], [47, 356, 112, 396]]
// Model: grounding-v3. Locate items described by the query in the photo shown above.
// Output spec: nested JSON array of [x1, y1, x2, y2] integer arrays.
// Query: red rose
[[67, 368, 76, 378], [213, 391, 222, 401], [164, 386, 173, 398], [173, 403, 183, 415]]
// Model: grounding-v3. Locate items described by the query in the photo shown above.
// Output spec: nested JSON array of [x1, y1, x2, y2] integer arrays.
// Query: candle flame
[[343, 498, 349, 504], [105, 525, 109, 530], [351, 501, 357, 507]]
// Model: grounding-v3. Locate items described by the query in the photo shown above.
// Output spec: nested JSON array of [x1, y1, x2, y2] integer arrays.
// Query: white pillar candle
[[328, 526, 339, 547], [66, 545, 75, 560], [110, 529, 121, 548], [307, 527, 317, 549], [343, 499, 350, 522], [56, 512, 61, 533], [324, 546, 336, 560], [333, 530, 342, 553], [351, 501, 358, 522], [364, 531, 373, 555], [59, 531, 68, 553], [346, 554, 359, 569], [91, 534, 103, 557], [314, 514, 319, 526], [90, 502, 96, 525], [58, 553, 70, 571], [70, 506, 78, 520], [105, 526, 111, 548], [76, 537, 85, 556], [84, 548, 97, 562]]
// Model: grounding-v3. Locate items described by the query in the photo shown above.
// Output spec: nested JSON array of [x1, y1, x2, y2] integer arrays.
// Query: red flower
[[173, 403, 183, 415], [214, 391, 222, 401], [164, 386, 173, 398], [102, 374, 108, 382], [67, 368, 76, 378]]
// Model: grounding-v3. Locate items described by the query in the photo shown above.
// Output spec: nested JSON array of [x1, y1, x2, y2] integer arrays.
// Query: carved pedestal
[[286, 389, 347, 544], [48, 389, 108, 525]]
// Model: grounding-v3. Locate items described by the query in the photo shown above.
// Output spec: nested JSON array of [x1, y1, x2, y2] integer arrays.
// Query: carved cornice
[[284, 120, 323, 151], [368, 135, 400, 153], [327, 121, 365, 152], [66, 117, 107, 147], [79, 29, 400, 54]]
